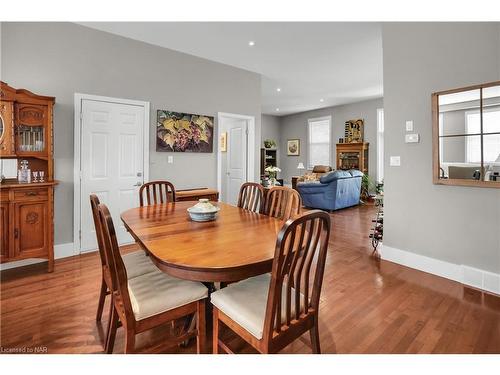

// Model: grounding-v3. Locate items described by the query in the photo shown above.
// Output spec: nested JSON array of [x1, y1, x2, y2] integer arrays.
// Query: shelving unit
[[369, 193, 384, 254], [336, 142, 369, 175]]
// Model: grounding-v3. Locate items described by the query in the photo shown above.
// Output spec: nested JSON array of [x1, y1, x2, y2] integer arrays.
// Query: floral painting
[[156, 110, 214, 152]]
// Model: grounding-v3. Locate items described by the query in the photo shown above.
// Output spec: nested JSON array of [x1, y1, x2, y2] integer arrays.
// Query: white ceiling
[[79, 22, 383, 116]]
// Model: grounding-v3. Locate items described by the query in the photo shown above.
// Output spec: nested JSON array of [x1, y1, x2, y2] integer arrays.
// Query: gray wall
[[261, 114, 281, 146], [1, 22, 261, 245], [278, 98, 383, 183], [382, 22, 500, 273]]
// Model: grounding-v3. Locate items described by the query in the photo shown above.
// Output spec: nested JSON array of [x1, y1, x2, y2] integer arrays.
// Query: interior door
[[80, 99, 144, 252], [225, 118, 248, 205]]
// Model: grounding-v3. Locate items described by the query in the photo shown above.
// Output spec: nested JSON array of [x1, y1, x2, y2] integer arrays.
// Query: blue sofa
[[296, 170, 363, 211]]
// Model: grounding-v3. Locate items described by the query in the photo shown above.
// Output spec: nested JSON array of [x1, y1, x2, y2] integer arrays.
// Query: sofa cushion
[[349, 169, 364, 178], [312, 165, 332, 173], [319, 170, 351, 184]]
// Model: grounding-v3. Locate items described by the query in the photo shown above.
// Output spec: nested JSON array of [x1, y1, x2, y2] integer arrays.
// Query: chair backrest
[[237, 182, 265, 213], [89, 194, 107, 267], [139, 181, 176, 206], [262, 210, 331, 342], [264, 186, 302, 220], [97, 202, 135, 326]]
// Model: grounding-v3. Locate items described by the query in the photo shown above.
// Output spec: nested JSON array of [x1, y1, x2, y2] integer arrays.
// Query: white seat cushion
[[122, 250, 158, 279], [128, 271, 208, 320], [210, 274, 305, 340]]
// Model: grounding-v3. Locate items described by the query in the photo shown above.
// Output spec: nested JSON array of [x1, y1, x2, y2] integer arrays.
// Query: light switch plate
[[390, 156, 401, 166], [168, 156, 173, 164], [405, 133, 420, 143], [405, 120, 414, 132]]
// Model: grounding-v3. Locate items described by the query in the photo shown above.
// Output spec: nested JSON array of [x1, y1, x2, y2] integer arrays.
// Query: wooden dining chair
[[237, 182, 265, 213], [264, 186, 302, 220], [139, 180, 176, 206], [97, 202, 208, 354], [90, 195, 159, 350], [211, 210, 331, 354]]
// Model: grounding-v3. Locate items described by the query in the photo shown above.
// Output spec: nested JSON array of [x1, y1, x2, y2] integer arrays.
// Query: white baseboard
[[0, 242, 77, 271], [381, 244, 500, 296]]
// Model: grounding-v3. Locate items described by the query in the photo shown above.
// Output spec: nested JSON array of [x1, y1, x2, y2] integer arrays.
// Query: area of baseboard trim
[[0, 242, 77, 271], [380, 244, 500, 296]]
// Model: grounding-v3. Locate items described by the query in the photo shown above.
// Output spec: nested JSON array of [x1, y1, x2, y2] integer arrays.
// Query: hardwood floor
[[1, 204, 499, 354]]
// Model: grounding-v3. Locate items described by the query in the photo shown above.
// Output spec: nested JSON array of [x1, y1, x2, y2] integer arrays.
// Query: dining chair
[[211, 210, 331, 354], [264, 186, 302, 220], [97, 202, 208, 354], [90, 195, 161, 349], [237, 182, 265, 213], [139, 180, 176, 206]]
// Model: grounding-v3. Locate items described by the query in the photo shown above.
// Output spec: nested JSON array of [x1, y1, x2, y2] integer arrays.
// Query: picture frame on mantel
[[287, 139, 300, 156]]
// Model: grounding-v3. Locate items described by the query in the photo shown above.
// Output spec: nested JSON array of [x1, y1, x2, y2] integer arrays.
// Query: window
[[376, 108, 384, 182], [465, 110, 500, 163], [307, 116, 331, 169]]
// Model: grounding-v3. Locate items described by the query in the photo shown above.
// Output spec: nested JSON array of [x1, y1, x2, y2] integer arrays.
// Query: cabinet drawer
[[13, 187, 49, 201]]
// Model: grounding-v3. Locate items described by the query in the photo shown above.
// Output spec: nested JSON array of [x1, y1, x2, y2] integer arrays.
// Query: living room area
[[1, 5, 499, 367]]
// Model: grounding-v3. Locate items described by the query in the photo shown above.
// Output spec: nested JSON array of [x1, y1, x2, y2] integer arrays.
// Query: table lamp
[[297, 162, 305, 171]]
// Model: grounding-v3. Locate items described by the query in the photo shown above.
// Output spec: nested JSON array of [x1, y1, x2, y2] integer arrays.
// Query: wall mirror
[[432, 81, 500, 188]]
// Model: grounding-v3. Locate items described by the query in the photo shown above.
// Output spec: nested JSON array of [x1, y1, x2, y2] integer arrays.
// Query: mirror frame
[[432, 80, 500, 189]]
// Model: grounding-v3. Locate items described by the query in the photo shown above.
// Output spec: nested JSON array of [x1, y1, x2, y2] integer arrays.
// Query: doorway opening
[[217, 113, 256, 204]]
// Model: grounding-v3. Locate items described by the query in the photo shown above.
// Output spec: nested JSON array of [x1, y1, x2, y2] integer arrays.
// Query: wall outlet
[[390, 156, 401, 166], [405, 120, 414, 132], [405, 133, 420, 143], [167, 156, 173, 164]]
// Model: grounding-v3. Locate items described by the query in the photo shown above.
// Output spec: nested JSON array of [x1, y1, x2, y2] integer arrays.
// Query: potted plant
[[360, 174, 376, 203], [263, 139, 276, 149]]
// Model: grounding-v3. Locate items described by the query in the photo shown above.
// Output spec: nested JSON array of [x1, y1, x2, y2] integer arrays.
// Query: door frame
[[73, 93, 150, 254], [216, 112, 256, 201]]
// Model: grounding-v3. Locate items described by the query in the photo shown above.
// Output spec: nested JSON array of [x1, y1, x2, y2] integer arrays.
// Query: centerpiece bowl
[[187, 199, 220, 222]]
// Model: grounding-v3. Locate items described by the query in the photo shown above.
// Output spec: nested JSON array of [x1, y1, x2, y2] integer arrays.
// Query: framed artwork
[[344, 119, 364, 143], [287, 139, 300, 156], [220, 132, 227, 152], [156, 110, 214, 152]]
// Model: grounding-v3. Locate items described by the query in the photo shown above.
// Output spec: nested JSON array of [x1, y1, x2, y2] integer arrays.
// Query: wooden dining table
[[121, 201, 285, 284]]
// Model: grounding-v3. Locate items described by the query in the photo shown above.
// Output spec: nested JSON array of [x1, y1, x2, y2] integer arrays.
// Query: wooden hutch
[[336, 142, 369, 175], [0, 82, 57, 272]]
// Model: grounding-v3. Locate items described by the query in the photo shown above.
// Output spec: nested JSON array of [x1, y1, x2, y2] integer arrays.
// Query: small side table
[[291, 176, 300, 191]]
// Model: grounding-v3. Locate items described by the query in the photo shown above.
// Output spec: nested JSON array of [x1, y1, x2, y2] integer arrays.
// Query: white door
[[80, 99, 145, 252], [225, 118, 248, 205]]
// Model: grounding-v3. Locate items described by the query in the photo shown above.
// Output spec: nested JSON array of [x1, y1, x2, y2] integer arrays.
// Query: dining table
[[120, 201, 285, 285]]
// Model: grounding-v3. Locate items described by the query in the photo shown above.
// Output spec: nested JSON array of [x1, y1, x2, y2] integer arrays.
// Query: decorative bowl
[[187, 199, 220, 222]]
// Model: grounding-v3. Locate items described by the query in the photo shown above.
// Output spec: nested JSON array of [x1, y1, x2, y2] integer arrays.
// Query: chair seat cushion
[[211, 274, 305, 340], [128, 271, 208, 320], [122, 250, 158, 279]]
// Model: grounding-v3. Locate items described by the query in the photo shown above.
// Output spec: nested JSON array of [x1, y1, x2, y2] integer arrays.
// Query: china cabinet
[[0, 81, 57, 272]]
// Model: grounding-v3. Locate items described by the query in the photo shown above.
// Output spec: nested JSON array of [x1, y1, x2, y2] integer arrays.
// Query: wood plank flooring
[[1, 204, 499, 354]]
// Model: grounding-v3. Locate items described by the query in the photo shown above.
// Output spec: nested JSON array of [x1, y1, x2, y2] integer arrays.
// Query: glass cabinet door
[[15, 104, 47, 156]]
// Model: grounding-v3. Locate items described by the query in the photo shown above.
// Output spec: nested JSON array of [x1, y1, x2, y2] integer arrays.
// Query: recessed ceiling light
[[248, 41, 255, 46], [320, 98, 324, 102], [275, 108, 280, 112], [276, 88, 281, 92]]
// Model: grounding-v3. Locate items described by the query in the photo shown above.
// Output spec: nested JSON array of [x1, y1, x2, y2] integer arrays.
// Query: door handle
[[133, 182, 142, 187]]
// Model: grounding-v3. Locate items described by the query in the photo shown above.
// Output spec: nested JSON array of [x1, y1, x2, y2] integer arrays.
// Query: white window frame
[[376, 108, 384, 182], [307, 116, 331, 170]]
